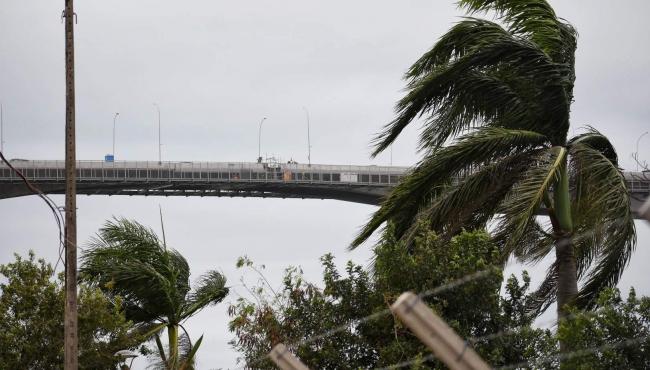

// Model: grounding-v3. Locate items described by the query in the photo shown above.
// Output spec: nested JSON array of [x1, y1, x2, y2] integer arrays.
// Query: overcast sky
[[1, 1, 649, 369]]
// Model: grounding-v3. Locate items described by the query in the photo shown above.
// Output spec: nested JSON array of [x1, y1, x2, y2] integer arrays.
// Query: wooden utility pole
[[63, 0, 78, 368]]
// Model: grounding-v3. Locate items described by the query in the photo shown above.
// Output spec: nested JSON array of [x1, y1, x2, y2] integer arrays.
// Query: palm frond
[[526, 261, 558, 316], [494, 146, 567, 257], [406, 18, 511, 79], [81, 218, 192, 322], [179, 334, 203, 370], [510, 218, 554, 264], [568, 126, 618, 164], [402, 150, 541, 244], [106, 260, 177, 319], [168, 249, 192, 314], [416, 69, 536, 151], [568, 142, 636, 307], [458, 0, 575, 60], [353, 127, 549, 248], [371, 24, 567, 156], [182, 271, 229, 320]]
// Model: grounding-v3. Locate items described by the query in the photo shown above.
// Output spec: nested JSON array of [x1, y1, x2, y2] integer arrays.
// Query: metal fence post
[[391, 292, 491, 370], [269, 343, 311, 370]]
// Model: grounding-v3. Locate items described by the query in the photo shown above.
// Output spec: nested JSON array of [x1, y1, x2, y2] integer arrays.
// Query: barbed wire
[[228, 203, 645, 369], [373, 354, 436, 370], [378, 299, 647, 369], [369, 334, 650, 370], [495, 334, 650, 370]]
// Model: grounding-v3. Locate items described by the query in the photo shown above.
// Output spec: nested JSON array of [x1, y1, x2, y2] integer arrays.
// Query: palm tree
[[80, 218, 229, 369], [351, 0, 635, 347]]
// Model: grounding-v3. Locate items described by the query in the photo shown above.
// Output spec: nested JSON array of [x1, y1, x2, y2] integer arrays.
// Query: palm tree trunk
[[553, 162, 578, 355], [168, 324, 179, 369]]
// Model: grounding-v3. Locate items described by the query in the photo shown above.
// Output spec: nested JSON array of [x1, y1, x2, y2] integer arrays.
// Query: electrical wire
[[0, 153, 66, 271]]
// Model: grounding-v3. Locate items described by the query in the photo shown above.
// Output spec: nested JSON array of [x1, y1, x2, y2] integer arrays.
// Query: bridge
[[0, 159, 648, 218]]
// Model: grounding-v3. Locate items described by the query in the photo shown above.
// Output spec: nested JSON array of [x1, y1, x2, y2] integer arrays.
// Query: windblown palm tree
[[352, 0, 635, 342], [81, 218, 229, 369]]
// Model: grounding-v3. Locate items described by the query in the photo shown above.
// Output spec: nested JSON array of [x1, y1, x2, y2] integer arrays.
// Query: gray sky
[[1, 1, 649, 368]]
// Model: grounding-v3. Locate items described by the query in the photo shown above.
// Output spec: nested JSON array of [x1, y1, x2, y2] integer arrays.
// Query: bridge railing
[[0, 160, 410, 186], [1, 160, 648, 194]]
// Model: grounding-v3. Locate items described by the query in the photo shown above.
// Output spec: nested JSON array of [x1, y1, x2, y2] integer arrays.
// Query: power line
[[0, 151, 66, 270]]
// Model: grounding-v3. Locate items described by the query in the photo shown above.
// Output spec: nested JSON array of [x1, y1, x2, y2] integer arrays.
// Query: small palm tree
[[352, 0, 635, 349], [81, 218, 229, 369]]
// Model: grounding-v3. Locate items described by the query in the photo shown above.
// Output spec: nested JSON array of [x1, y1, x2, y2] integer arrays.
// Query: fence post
[[391, 292, 491, 370], [269, 343, 311, 370]]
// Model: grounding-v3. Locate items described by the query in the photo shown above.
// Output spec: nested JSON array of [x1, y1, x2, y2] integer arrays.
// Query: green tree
[[229, 228, 555, 369], [80, 218, 229, 369], [556, 287, 650, 370], [0, 251, 146, 369], [352, 0, 635, 342]]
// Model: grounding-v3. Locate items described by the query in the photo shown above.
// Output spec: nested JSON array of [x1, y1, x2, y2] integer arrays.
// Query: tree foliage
[[0, 251, 146, 369], [80, 218, 229, 369], [352, 0, 635, 326], [556, 287, 650, 370], [228, 227, 554, 369], [229, 226, 650, 369]]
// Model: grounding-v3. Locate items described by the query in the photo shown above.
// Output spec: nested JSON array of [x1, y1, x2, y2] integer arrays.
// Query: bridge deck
[[0, 160, 648, 215]]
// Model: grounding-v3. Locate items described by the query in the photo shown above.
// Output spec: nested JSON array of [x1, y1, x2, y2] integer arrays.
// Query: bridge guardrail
[[0, 160, 410, 186], [0, 160, 648, 193]]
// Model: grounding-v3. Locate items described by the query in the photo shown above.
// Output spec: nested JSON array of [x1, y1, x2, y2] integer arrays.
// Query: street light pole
[[153, 103, 161, 164], [112, 112, 119, 158], [303, 107, 311, 167], [635, 131, 648, 171], [257, 117, 267, 163]]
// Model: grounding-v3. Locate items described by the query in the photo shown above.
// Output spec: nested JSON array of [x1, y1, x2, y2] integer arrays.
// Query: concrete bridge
[[0, 159, 648, 218]]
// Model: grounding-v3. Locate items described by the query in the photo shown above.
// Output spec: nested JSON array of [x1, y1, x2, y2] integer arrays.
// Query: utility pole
[[63, 0, 78, 369], [63, 0, 79, 370]]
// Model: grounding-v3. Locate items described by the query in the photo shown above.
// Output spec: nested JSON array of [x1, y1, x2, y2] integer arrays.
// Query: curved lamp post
[[258, 117, 267, 163], [303, 107, 311, 167], [635, 131, 648, 171], [112, 112, 119, 158], [153, 103, 162, 164]]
